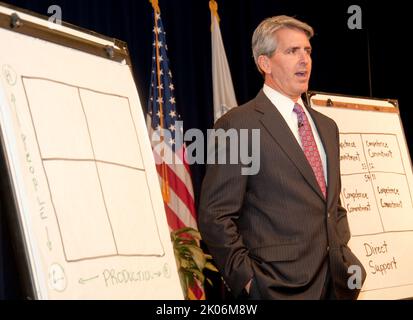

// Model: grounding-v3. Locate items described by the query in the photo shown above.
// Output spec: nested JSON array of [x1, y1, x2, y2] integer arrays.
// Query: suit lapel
[[254, 91, 325, 201]]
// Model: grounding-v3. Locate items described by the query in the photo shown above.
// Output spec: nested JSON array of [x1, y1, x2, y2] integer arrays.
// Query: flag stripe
[[166, 187, 197, 229], [164, 203, 187, 231], [151, 146, 196, 217], [172, 145, 194, 179], [152, 145, 194, 192], [155, 162, 196, 219]]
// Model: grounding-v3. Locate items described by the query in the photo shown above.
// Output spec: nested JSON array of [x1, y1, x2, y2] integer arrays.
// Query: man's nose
[[299, 51, 311, 65]]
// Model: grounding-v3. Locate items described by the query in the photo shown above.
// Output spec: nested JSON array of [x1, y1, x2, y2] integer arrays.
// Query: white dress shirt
[[263, 84, 328, 184]]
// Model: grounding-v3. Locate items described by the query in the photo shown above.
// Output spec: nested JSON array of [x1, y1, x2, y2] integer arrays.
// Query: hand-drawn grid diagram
[[339, 132, 413, 236], [21, 76, 165, 262]]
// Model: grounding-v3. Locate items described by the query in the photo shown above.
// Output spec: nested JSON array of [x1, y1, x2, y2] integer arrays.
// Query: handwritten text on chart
[[364, 240, 398, 276], [102, 264, 171, 287]]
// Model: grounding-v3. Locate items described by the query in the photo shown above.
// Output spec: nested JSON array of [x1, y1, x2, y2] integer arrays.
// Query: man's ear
[[257, 55, 270, 75]]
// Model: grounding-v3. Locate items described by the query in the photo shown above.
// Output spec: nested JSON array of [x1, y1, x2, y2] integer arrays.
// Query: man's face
[[260, 28, 312, 101]]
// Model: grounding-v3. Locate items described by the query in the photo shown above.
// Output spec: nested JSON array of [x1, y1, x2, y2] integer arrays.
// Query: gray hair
[[252, 15, 314, 74]]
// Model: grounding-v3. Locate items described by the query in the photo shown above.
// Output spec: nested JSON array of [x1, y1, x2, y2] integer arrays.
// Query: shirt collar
[[263, 84, 305, 117]]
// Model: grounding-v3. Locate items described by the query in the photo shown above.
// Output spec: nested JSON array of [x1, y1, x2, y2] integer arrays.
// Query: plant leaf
[[204, 262, 219, 272], [187, 246, 207, 270]]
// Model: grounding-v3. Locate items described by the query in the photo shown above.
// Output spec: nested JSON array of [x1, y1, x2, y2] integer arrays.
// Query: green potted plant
[[171, 227, 218, 300]]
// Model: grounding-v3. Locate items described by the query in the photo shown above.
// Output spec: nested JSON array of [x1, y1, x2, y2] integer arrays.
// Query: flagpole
[[150, 0, 170, 203]]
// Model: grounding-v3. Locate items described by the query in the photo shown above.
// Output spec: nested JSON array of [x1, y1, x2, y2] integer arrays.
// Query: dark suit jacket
[[198, 90, 366, 300]]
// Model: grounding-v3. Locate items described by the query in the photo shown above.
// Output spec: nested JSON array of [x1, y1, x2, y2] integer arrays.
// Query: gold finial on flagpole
[[149, 0, 160, 13], [209, 0, 220, 24]]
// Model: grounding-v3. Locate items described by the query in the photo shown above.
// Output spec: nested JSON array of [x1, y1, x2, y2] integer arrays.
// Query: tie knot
[[293, 103, 305, 116], [293, 103, 306, 128]]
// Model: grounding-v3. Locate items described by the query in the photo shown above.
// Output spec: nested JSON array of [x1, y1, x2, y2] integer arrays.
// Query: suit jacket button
[[327, 246, 330, 252]]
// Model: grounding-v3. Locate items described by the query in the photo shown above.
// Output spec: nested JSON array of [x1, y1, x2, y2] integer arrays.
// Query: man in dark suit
[[198, 15, 366, 300]]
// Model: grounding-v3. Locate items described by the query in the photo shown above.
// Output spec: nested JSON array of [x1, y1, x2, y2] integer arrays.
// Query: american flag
[[147, 8, 198, 232]]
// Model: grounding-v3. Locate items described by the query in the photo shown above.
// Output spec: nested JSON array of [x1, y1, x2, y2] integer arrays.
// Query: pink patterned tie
[[293, 103, 327, 198]]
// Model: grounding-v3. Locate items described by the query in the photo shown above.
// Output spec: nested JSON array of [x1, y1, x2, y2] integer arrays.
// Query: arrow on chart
[[10, 94, 21, 127], [45, 227, 52, 251], [79, 275, 99, 285]]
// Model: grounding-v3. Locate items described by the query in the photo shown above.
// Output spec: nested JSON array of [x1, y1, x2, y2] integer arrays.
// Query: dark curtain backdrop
[[0, 0, 410, 299]]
